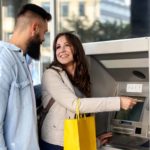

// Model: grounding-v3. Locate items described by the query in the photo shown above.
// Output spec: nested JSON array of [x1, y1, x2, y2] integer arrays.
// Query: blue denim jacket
[[0, 41, 39, 150]]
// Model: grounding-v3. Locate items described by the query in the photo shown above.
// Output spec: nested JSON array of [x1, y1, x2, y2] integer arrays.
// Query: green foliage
[[61, 18, 131, 43]]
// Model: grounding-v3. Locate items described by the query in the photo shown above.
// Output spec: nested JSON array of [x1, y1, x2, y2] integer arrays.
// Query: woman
[[40, 32, 136, 150]]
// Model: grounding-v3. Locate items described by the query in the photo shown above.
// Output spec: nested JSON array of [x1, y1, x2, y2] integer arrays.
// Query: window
[[7, 5, 14, 17], [79, 1, 85, 16], [42, 2, 50, 12], [61, 2, 69, 17], [43, 32, 50, 47]]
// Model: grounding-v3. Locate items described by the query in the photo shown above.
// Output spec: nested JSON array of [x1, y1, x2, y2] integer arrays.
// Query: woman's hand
[[120, 96, 137, 110], [97, 132, 112, 146]]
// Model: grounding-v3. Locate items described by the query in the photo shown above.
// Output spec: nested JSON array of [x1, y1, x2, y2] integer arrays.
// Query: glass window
[[61, 2, 69, 17], [43, 32, 50, 47], [1, 0, 150, 83], [7, 5, 14, 17], [55, 0, 149, 42], [42, 2, 50, 12], [0, 0, 51, 85], [56, 0, 131, 43], [100, 0, 130, 24], [79, 1, 85, 16]]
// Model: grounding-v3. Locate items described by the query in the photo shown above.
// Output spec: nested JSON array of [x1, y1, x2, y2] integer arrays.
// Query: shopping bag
[[64, 99, 97, 150]]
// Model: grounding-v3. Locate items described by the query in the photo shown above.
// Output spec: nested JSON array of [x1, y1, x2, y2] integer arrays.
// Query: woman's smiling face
[[56, 35, 74, 67]]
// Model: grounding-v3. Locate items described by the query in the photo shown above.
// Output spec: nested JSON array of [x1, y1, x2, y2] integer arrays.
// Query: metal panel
[[83, 37, 149, 55]]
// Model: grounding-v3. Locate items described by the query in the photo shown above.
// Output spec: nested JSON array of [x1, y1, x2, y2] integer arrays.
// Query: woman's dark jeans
[[40, 139, 63, 150]]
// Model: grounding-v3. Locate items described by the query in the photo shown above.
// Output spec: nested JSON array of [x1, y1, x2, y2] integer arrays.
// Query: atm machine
[[83, 37, 149, 150]]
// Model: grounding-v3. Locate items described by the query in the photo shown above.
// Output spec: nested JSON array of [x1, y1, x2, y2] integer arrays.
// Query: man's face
[[27, 33, 42, 60]]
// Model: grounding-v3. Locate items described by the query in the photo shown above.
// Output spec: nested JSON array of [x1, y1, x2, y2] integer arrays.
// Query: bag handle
[[76, 98, 86, 120], [76, 98, 80, 119], [42, 98, 55, 113]]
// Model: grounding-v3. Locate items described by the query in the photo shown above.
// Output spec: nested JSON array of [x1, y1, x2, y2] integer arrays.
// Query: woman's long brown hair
[[49, 32, 91, 97]]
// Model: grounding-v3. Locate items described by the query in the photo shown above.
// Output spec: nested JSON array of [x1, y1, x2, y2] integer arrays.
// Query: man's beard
[[27, 34, 42, 60]]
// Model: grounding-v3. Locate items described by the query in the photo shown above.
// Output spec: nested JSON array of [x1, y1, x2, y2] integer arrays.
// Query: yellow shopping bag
[[64, 99, 97, 150]]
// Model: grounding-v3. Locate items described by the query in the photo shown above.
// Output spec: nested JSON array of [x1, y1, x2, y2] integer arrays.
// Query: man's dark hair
[[17, 3, 51, 21]]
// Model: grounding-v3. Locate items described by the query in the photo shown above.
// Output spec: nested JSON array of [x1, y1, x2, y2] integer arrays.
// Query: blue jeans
[[40, 139, 63, 150]]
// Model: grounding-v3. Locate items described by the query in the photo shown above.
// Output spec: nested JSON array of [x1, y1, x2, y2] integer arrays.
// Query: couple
[[0, 3, 137, 150]]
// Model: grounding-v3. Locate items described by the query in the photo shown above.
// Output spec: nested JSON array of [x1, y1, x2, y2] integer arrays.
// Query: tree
[[61, 18, 131, 43]]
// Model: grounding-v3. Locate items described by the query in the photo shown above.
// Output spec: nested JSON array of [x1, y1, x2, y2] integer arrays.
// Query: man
[[0, 3, 51, 150]]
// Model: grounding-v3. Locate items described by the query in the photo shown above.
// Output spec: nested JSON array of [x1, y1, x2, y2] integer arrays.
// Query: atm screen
[[115, 98, 144, 122]]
